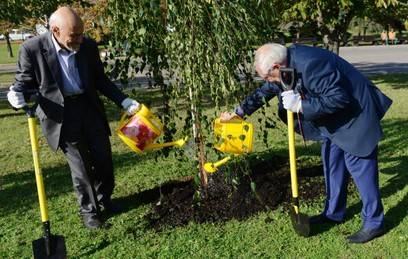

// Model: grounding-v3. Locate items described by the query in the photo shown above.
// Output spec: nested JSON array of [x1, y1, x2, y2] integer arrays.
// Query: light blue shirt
[[51, 35, 84, 96]]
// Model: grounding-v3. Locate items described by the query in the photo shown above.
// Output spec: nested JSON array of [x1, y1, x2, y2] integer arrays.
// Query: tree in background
[[72, 0, 111, 43], [0, 20, 16, 57], [282, 0, 365, 54], [363, 1, 408, 33], [281, 0, 404, 54], [0, 0, 88, 58]]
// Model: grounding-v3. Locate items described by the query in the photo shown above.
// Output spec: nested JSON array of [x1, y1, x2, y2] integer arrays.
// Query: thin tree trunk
[[6, 34, 13, 58], [188, 86, 208, 187], [334, 40, 340, 55]]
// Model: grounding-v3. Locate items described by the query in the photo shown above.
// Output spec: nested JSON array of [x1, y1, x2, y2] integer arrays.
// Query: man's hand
[[220, 111, 241, 122], [121, 98, 140, 115], [7, 86, 26, 109], [281, 90, 302, 113]]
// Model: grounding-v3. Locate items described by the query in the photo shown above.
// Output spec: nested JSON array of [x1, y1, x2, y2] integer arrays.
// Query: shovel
[[287, 109, 310, 237], [23, 102, 67, 258], [280, 67, 310, 237]]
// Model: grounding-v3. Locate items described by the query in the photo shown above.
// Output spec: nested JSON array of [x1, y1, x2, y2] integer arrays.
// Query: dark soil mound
[[146, 156, 325, 230]]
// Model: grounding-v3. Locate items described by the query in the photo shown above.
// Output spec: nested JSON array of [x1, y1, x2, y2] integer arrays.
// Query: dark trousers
[[59, 95, 114, 215], [321, 138, 384, 229]]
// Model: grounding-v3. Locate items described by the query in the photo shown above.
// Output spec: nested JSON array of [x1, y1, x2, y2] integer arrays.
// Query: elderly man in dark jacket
[[7, 7, 140, 229], [222, 43, 392, 243]]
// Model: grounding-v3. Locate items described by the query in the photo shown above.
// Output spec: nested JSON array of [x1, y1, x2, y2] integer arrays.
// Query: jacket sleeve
[[91, 41, 127, 106], [12, 44, 38, 92], [235, 81, 280, 117], [301, 59, 352, 121]]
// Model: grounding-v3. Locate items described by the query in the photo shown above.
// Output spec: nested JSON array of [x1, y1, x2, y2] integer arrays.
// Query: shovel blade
[[33, 235, 67, 259], [289, 207, 310, 237]]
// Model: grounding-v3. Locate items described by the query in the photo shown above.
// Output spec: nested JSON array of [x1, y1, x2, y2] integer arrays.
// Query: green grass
[[0, 72, 15, 88], [0, 42, 20, 64], [1, 74, 407, 258]]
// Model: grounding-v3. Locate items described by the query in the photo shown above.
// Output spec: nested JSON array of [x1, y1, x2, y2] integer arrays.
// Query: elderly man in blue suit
[[221, 43, 392, 243]]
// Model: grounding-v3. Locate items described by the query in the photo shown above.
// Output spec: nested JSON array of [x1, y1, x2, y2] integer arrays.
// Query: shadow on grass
[[76, 238, 111, 258], [370, 73, 408, 90], [378, 119, 408, 231], [0, 165, 72, 217], [0, 100, 24, 119], [0, 149, 164, 218], [113, 176, 193, 214]]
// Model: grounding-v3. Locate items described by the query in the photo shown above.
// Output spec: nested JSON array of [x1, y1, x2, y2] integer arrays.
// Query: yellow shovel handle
[[287, 111, 299, 200], [28, 117, 49, 222]]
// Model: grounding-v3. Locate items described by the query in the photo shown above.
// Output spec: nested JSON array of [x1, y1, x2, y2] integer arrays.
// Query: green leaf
[[138, 27, 146, 36]]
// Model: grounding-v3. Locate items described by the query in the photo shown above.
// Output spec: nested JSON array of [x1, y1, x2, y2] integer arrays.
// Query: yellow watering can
[[204, 118, 253, 173], [117, 104, 186, 153]]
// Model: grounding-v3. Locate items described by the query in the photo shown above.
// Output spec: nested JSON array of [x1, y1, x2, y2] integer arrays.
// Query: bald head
[[50, 7, 84, 51]]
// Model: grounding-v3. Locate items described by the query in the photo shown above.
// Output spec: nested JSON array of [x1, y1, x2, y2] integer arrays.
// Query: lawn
[[0, 72, 15, 88], [0, 74, 407, 258], [0, 42, 20, 64]]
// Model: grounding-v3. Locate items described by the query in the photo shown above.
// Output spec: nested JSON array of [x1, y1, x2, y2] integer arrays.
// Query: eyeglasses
[[261, 65, 280, 81]]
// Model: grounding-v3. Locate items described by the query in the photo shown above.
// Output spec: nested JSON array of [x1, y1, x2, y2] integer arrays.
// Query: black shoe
[[82, 214, 103, 229], [100, 200, 123, 214], [309, 214, 343, 225], [347, 227, 386, 244]]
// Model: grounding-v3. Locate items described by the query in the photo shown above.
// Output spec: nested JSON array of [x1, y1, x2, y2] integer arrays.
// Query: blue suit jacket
[[236, 44, 392, 157]]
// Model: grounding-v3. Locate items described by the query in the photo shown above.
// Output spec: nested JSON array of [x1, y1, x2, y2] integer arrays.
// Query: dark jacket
[[236, 44, 392, 157], [13, 32, 127, 151]]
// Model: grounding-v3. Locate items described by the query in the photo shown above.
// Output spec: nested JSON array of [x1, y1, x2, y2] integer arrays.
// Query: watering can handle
[[119, 110, 140, 128], [119, 112, 129, 125]]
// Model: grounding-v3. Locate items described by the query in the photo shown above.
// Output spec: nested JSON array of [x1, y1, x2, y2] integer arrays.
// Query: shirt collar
[[51, 34, 76, 55]]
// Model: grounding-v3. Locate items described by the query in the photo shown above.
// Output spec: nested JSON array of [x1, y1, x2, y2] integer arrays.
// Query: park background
[[1, 0, 407, 258]]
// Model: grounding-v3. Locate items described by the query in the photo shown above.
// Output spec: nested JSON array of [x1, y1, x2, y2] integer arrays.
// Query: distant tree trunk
[[332, 40, 340, 55], [5, 33, 13, 58], [324, 33, 340, 55]]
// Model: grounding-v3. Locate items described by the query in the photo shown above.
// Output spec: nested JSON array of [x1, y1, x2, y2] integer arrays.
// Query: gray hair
[[254, 43, 288, 74]]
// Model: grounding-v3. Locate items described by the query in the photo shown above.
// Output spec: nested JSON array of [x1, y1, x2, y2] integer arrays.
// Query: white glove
[[7, 86, 26, 109], [121, 98, 140, 115], [281, 90, 302, 113]]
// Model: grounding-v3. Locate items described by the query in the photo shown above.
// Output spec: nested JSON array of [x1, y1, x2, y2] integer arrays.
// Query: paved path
[[1, 45, 408, 99], [0, 63, 16, 74], [339, 45, 408, 75]]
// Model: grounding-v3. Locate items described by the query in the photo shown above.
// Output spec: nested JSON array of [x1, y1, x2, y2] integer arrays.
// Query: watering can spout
[[144, 137, 187, 151], [204, 156, 232, 173]]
